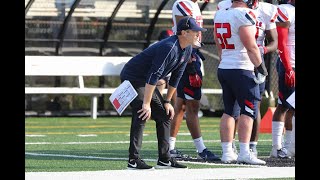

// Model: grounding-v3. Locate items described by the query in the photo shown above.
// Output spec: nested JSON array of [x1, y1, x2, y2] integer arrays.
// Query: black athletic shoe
[[197, 148, 221, 161], [169, 149, 190, 159], [127, 158, 154, 170], [155, 157, 187, 169]]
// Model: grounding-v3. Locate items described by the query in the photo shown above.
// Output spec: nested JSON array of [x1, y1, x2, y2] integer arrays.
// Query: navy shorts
[[218, 68, 260, 119], [232, 70, 265, 118], [276, 57, 295, 108], [177, 51, 202, 101]]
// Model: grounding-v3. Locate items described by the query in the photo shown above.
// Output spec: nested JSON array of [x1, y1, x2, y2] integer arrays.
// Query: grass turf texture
[[25, 117, 293, 172]]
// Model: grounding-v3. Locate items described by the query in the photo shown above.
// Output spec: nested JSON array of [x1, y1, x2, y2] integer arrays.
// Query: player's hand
[[137, 104, 151, 121], [258, 45, 267, 55], [253, 61, 268, 84], [253, 71, 266, 84], [285, 69, 295, 87], [189, 73, 202, 87], [164, 103, 174, 120]]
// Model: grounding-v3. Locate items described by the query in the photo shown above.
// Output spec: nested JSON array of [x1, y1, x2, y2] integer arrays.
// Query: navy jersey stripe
[[245, 13, 255, 25], [176, 4, 188, 16]]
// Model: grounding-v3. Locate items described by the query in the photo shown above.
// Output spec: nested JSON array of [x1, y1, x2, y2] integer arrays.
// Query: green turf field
[[25, 116, 275, 172]]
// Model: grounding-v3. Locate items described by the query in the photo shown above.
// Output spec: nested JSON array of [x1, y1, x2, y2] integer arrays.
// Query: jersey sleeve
[[276, 5, 290, 23], [172, 0, 194, 16], [265, 4, 278, 30], [236, 9, 257, 28]]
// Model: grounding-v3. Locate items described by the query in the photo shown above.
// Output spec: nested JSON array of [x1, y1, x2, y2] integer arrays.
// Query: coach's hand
[[164, 102, 175, 120], [138, 104, 152, 121], [285, 69, 295, 87]]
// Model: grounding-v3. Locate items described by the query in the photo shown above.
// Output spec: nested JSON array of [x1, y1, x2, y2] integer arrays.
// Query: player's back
[[214, 7, 257, 70]]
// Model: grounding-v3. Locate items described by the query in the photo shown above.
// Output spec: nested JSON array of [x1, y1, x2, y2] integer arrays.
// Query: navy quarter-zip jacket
[[120, 35, 192, 88]]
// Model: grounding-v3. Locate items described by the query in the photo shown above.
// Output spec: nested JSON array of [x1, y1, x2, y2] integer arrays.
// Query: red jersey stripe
[[179, 1, 193, 16]]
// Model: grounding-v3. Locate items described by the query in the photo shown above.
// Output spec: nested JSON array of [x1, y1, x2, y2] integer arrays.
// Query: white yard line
[[26, 167, 295, 180]]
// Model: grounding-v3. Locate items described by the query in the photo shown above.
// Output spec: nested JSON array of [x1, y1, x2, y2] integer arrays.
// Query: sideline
[[26, 167, 295, 180]]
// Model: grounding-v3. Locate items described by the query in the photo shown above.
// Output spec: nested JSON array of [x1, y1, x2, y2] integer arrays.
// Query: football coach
[[120, 17, 207, 170]]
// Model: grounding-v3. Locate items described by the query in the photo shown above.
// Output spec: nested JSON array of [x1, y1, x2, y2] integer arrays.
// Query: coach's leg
[[150, 89, 171, 161], [128, 86, 147, 160]]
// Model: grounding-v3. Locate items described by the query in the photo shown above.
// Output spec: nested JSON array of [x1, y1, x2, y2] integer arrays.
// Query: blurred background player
[[169, 0, 221, 162], [214, 0, 267, 165], [217, 0, 279, 158], [270, 0, 295, 159]]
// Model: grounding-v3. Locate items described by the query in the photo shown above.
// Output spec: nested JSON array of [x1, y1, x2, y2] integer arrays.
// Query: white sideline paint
[[77, 134, 97, 137], [25, 153, 295, 179], [25, 135, 46, 137], [25, 167, 295, 180]]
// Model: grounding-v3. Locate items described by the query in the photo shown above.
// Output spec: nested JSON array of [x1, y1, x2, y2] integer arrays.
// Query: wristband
[[262, 46, 268, 54], [163, 100, 171, 104], [256, 61, 268, 76]]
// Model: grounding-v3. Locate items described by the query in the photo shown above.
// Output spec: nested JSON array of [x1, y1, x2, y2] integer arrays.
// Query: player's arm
[[240, 24, 268, 83], [164, 85, 176, 119], [264, 28, 278, 54], [276, 21, 292, 70], [276, 5, 294, 87], [213, 25, 222, 62], [240, 25, 263, 68]]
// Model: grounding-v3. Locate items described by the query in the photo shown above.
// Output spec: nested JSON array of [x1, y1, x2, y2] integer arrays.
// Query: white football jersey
[[172, 0, 203, 42], [255, 2, 278, 46], [217, 1, 278, 47], [276, 4, 295, 68], [214, 7, 257, 70]]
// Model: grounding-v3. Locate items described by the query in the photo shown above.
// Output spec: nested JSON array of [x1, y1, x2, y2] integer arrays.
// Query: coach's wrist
[[163, 100, 171, 104]]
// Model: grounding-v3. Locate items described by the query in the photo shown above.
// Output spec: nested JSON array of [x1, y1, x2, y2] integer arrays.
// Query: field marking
[[25, 139, 271, 145], [26, 167, 295, 180], [25, 135, 47, 137], [77, 134, 98, 137], [25, 152, 295, 180]]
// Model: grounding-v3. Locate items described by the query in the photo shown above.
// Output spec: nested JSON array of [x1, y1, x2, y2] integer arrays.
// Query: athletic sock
[[169, 137, 176, 151], [193, 137, 206, 153], [272, 121, 285, 149]]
